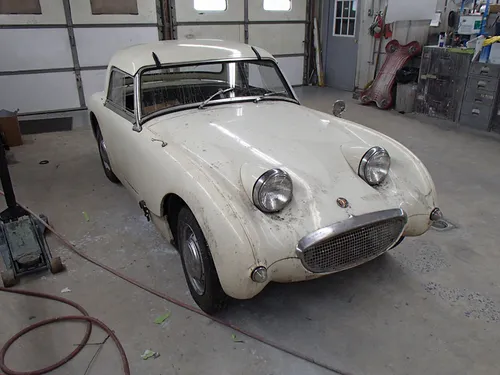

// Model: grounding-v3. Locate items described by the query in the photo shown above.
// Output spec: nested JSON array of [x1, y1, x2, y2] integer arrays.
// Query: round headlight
[[253, 169, 293, 213], [359, 146, 391, 186]]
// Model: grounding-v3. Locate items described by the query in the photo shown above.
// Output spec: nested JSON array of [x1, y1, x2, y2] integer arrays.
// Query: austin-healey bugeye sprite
[[88, 39, 442, 313]]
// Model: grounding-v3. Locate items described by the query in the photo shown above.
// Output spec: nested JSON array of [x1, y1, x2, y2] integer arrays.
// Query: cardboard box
[[0, 110, 23, 147], [490, 4, 500, 14]]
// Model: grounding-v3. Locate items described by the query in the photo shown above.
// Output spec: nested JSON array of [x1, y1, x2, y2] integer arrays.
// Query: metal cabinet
[[415, 47, 472, 121], [459, 62, 500, 131]]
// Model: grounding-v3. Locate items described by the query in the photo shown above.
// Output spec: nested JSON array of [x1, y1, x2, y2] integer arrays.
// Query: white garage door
[[0, 0, 308, 116], [0, 0, 161, 115], [172, 0, 309, 86]]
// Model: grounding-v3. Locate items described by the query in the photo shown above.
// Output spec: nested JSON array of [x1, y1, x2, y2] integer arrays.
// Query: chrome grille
[[298, 214, 406, 274]]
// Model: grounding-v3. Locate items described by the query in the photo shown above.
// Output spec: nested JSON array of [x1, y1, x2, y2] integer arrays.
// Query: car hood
[[147, 101, 399, 226]]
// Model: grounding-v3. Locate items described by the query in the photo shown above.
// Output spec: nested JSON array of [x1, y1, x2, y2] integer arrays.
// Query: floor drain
[[431, 219, 454, 231]]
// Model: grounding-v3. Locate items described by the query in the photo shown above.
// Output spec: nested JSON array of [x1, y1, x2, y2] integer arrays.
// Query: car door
[[99, 68, 136, 189]]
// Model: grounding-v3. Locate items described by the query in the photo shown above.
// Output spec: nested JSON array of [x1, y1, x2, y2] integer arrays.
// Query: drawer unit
[[467, 76, 499, 92], [470, 62, 500, 78], [460, 101, 493, 123], [459, 63, 500, 132], [464, 88, 496, 106]]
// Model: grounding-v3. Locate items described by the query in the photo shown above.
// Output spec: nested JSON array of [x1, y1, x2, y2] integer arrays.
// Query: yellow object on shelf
[[483, 36, 500, 46]]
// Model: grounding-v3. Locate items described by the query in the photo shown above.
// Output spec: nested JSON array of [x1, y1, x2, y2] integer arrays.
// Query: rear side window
[[107, 69, 135, 113]]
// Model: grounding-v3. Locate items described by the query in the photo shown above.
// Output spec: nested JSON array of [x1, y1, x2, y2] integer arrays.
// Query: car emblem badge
[[336, 197, 349, 208]]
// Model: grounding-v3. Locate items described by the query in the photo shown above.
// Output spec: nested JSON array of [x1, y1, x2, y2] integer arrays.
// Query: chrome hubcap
[[99, 138, 111, 171], [181, 224, 205, 295]]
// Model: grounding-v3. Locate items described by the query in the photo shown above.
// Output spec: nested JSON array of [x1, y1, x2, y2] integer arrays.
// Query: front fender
[[144, 145, 268, 299], [337, 118, 437, 236]]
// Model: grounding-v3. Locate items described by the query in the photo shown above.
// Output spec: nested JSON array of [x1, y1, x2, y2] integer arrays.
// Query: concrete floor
[[1, 87, 500, 375]]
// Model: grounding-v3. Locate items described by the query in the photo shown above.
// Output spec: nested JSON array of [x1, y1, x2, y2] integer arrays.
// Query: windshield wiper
[[198, 87, 235, 109], [253, 90, 288, 103]]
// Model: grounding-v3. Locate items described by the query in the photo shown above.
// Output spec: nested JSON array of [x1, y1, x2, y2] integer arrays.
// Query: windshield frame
[[135, 57, 299, 126]]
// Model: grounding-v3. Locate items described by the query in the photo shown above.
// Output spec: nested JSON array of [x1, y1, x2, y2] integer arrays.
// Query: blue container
[[480, 44, 491, 62]]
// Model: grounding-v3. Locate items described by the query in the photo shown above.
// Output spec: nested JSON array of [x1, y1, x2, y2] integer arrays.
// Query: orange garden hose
[[0, 191, 352, 375]]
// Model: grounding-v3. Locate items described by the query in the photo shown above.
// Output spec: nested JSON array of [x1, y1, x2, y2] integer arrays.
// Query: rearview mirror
[[332, 100, 346, 118]]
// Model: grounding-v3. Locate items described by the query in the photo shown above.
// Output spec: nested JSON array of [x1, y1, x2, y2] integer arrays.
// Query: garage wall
[[0, 0, 77, 114], [172, 0, 310, 86], [352, 0, 448, 90], [0, 0, 160, 115]]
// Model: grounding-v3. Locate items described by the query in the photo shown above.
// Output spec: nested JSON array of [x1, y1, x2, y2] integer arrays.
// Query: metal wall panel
[[0, 72, 80, 113], [0, 29, 73, 71], [248, 0, 306, 21], [0, 0, 65, 25], [74, 27, 159, 67], [174, 0, 244, 22], [276, 56, 304, 86], [248, 24, 305, 54], [176, 25, 244, 42], [69, 0, 157, 24], [81, 69, 107, 103]]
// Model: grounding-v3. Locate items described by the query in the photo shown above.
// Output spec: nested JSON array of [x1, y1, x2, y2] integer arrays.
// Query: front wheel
[[96, 127, 120, 183], [177, 207, 228, 314]]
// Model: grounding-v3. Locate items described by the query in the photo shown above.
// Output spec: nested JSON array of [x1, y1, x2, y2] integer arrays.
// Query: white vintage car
[[88, 39, 442, 313]]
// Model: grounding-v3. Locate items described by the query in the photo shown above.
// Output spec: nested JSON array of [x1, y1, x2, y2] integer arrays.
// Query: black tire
[[96, 127, 120, 183], [177, 207, 228, 314]]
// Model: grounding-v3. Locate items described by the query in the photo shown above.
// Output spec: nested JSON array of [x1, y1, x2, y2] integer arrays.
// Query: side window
[[107, 70, 135, 114]]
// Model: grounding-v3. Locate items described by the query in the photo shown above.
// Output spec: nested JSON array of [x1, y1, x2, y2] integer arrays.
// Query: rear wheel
[[177, 207, 228, 314], [96, 127, 120, 183]]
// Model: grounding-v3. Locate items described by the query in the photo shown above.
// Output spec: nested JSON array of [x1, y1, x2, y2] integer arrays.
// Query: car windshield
[[139, 60, 294, 117]]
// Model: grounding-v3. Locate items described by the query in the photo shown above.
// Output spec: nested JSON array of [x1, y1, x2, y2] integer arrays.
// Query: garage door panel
[[81, 69, 107, 103], [276, 56, 303, 86], [249, 24, 304, 55], [74, 27, 158, 67], [0, 72, 80, 113], [0, 0, 65, 25], [177, 25, 244, 43], [69, 0, 157, 24], [249, 1, 307, 21], [175, 0, 244, 22], [0, 29, 73, 71]]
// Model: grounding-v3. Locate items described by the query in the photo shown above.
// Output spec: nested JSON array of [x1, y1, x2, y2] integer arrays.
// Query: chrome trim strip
[[296, 208, 407, 270]]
